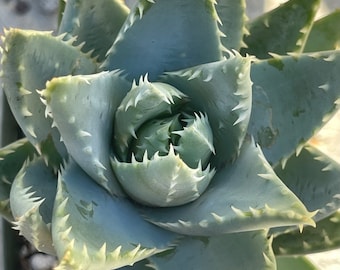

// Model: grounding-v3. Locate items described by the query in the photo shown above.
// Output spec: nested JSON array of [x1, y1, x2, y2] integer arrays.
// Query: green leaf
[[304, 10, 340, 52], [112, 145, 215, 207], [58, 0, 129, 62], [162, 54, 252, 168], [1, 29, 97, 161], [276, 256, 318, 270], [113, 78, 187, 161], [273, 210, 340, 255], [10, 157, 57, 255], [102, 0, 224, 81], [275, 144, 340, 222], [215, 0, 248, 51], [149, 230, 276, 270], [248, 50, 340, 166], [42, 71, 131, 196], [52, 159, 176, 270], [141, 137, 314, 236], [242, 0, 320, 58], [0, 138, 36, 221]]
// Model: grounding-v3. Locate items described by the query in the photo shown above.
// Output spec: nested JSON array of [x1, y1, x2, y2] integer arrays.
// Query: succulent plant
[[1, 0, 340, 269]]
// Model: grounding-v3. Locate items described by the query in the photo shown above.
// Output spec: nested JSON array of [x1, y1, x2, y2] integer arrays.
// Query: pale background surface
[[0, 0, 340, 269]]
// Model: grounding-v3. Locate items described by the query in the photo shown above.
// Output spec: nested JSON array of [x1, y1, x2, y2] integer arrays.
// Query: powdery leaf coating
[[0, 0, 340, 269]]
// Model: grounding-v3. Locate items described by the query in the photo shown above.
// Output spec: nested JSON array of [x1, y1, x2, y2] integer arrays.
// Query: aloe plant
[[1, 0, 340, 269]]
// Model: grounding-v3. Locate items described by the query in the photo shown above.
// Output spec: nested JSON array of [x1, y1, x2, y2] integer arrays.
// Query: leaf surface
[[242, 0, 320, 58], [42, 71, 131, 196], [103, 0, 224, 81], [249, 50, 340, 166], [162, 55, 252, 168], [53, 159, 176, 270], [142, 138, 314, 236], [149, 230, 276, 270], [10, 157, 57, 255], [58, 0, 129, 62], [1, 29, 97, 163], [275, 144, 340, 222], [0, 138, 36, 221], [304, 10, 340, 52]]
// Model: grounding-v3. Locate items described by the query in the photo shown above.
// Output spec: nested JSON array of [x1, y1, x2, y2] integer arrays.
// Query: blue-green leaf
[[42, 71, 131, 196], [149, 230, 275, 270], [52, 159, 176, 270], [142, 138, 314, 236], [162, 54, 252, 168], [275, 144, 340, 222], [242, 0, 320, 58], [102, 0, 224, 81], [0, 138, 36, 221], [1, 29, 97, 162], [10, 157, 57, 255], [248, 50, 340, 166], [273, 210, 340, 255], [216, 0, 248, 51], [58, 0, 129, 62]]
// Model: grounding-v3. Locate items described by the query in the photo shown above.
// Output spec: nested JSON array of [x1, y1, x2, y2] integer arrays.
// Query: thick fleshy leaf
[[42, 71, 131, 196], [102, 0, 224, 81], [215, 0, 248, 51], [1, 29, 96, 161], [52, 159, 176, 270], [242, 0, 320, 58], [162, 54, 252, 168], [148, 230, 276, 270], [275, 144, 340, 222], [276, 256, 318, 270], [273, 210, 340, 256], [304, 10, 340, 52], [58, 0, 129, 62], [173, 112, 215, 168], [141, 138, 314, 236], [248, 50, 340, 166], [113, 78, 187, 160], [112, 145, 215, 207], [0, 138, 36, 220], [10, 157, 57, 255]]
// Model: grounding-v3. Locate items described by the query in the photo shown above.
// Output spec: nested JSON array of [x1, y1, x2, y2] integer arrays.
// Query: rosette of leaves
[[1, 0, 340, 269]]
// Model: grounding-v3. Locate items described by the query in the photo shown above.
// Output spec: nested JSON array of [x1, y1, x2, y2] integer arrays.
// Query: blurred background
[[0, 0, 340, 269]]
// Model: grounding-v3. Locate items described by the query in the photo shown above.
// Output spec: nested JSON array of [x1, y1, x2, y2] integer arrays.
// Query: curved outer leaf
[[42, 71, 132, 196], [102, 0, 224, 81], [304, 10, 340, 53], [10, 157, 57, 255], [216, 0, 248, 51], [162, 54, 252, 168], [52, 159, 176, 270], [58, 0, 129, 62], [0, 138, 36, 221], [149, 230, 276, 270], [273, 210, 340, 256], [242, 0, 320, 58], [274, 144, 340, 222], [248, 50, 340, 166], [112, 145, 215, 207], [141, 138, 314, 236], [1, 29, 97, 162]]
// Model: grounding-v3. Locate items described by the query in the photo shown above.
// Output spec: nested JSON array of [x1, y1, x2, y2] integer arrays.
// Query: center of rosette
[[111, 77, 216, 207]]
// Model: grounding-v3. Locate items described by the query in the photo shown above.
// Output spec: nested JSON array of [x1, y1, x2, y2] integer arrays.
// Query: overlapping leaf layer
[[0, 0, 340, 269]]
